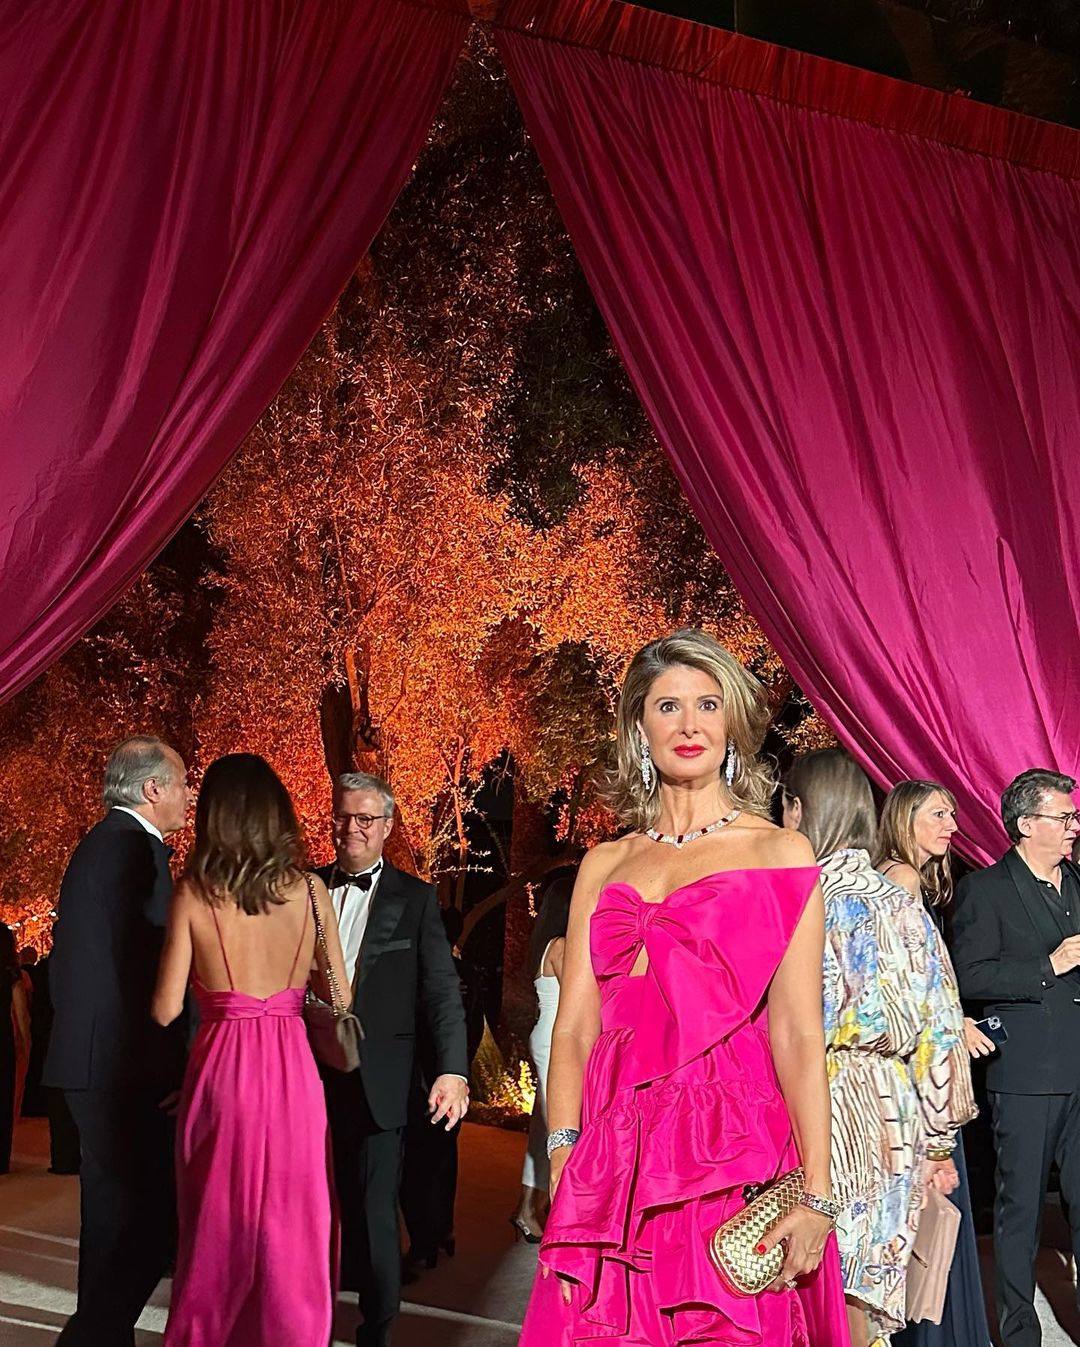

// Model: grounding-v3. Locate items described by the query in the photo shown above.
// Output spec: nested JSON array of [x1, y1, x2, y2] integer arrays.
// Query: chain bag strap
[[302, 873, 362, 1073]]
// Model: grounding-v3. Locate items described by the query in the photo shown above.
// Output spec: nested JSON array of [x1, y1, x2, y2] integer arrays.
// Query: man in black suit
[[952, 768, 1080, 1347], [44, 736, 190, 1347], [317, 772, 468, 1347]]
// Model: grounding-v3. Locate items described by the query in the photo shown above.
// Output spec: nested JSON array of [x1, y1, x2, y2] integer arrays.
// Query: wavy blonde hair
[[874, 779, 957, 907], [606, 629, 774, 832]]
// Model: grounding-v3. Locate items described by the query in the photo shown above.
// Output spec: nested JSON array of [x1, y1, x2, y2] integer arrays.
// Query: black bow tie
[[339, 870, 377, 891]]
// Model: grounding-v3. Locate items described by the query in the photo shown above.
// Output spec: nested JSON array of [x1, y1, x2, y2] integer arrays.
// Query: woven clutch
[[707, 1167, 805, 1297]]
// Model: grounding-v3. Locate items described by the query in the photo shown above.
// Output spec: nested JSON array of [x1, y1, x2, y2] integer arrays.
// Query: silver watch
[[546, 1127, 581, 1159]]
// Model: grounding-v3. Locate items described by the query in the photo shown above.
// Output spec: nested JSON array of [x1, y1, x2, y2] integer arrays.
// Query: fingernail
[[755, 1243, 766, 1254]]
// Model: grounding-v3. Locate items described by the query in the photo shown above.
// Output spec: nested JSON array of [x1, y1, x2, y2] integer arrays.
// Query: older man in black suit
[[952, 768, 1080, 1347], [317, 771, 468, 1347], [45, 736, 190, 1347]]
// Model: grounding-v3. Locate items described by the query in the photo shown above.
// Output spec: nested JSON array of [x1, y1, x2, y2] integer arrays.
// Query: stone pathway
[[0, 1116, 1075, 1345]]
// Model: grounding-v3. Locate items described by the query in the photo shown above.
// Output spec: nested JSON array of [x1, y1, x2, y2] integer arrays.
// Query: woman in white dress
[[511, 871, 574, 1242]]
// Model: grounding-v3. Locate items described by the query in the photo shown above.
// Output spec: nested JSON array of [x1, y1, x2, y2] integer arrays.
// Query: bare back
[[191, 874, 316, 998]]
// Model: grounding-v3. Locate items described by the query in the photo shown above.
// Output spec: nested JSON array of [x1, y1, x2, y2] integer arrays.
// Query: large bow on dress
[[591, 867, 821, 1087]]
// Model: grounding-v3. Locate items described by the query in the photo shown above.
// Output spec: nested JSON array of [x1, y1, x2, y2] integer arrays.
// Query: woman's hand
[[759, 1205, 834, 1291], [549, 1144, 572, 1202], [925, 1157, 959, 1195], [541, 1146, 574, 1303], [964, 1016, 996, 1058]]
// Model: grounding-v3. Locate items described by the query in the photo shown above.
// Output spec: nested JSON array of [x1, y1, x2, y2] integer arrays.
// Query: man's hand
[[1050, 936, 1080, 977], [964, 1016, 997, 1058], [428, 1075, 469, 1131]]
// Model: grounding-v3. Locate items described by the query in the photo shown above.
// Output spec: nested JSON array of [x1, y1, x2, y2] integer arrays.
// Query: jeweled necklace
[[645, 808, 741, 850]]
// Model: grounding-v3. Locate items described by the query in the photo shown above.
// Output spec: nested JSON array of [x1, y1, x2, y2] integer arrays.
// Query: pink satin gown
[[519, 866, 850, 1347], [164, 904, 335, 1347]]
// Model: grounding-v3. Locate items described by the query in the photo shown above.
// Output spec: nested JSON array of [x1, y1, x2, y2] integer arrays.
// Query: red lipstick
[[673, 745, 706, 758]]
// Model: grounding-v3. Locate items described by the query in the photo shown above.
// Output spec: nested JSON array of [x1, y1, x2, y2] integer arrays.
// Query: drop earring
[[640, 739, 654, 790], [724, 743, 737, 788]]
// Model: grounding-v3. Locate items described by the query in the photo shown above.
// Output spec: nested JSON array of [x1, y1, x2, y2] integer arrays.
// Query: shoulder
[[744, 822, 817, 870], [62, 815, 153, 889], [879, 859, 922, 898], [311, 861, 335, 885], [956, 857, 1008, 899], [171, 876, 202, 910], [384, 863, 435, 902], [578, 835, 635, 889]]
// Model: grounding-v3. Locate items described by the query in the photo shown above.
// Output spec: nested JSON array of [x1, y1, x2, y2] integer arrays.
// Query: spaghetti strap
[[285, 880, 311, 988], [208, 904, 236, 991]]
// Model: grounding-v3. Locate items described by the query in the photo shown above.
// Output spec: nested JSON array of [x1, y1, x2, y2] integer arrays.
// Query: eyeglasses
[[333, 812, 391, 829], [1024, 811, 1080, 828]]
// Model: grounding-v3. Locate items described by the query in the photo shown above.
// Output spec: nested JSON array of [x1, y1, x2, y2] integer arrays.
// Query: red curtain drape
[[494, 0, 1080, 862], [0, 0, 469, 705]]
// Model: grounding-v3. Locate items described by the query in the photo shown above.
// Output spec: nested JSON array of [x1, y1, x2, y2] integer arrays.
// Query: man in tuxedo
[[952, 769, 1080, 1347], [317, 772, 468, 1347], [45, 736, 190, 1347]]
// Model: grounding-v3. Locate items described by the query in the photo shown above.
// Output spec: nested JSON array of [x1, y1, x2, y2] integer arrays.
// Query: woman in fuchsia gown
[[519, 630, 849, 1347], [153, 754, 351, 1347]]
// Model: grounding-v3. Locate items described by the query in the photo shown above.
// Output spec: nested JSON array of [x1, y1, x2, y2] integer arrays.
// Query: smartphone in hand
[[973, 1014, 1008, 1046]]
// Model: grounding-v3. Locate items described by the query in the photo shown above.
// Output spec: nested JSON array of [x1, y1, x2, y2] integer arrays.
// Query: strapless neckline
[[599, 865, 814, 908]]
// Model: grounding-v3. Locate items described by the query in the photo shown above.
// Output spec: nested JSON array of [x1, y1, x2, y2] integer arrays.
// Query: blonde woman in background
[[784, 751, 976, 1347], [877, 782, 992, 1347]]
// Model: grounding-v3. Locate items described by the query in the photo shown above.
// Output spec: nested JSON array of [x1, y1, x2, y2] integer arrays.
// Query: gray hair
[[1001, 769, 1077, 843], [103, 737, 174, 809], [335, 772, 395, 817]]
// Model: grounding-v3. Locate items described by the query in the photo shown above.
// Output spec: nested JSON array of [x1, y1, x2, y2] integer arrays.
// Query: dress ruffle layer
[[542, 1068, 816, 1344]]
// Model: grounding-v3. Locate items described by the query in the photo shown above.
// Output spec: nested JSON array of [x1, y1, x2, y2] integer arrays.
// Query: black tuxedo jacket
[[315, 860, 467, 1130], [44, 809, 185, 1095], [952, 850, 1080, 1094]]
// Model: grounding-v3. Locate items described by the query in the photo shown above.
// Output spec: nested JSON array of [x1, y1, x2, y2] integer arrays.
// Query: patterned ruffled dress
[[821, 849, 976, 1341]]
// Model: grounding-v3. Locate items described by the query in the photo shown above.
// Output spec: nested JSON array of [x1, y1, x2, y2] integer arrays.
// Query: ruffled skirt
[[519, 1024, 848, 1346]]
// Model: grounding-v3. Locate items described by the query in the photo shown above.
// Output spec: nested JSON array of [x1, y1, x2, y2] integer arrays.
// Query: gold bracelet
[[925, 1145, 954, 1162]]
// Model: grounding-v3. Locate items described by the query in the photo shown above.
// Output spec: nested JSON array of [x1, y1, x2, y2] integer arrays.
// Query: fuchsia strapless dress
[[519, 866, 850, 1347]]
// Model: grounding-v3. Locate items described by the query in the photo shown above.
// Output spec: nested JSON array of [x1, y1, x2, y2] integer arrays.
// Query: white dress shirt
[[328, 859, 384, 986], [112, 806, 164, 844]]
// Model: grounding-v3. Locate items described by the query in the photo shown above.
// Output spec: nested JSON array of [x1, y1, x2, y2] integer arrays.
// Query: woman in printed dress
[[783, 751, 976, 1347], [878, 781, 992, 1347]]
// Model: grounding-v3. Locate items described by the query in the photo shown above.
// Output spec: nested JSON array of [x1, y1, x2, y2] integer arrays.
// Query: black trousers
[[326, 1072, 404, 1347], [400, 1081, 459, 1258], [57, 1089, 174, 1347], [47, 1087, 81, 1174], [990, 1089, 1080, 1347]]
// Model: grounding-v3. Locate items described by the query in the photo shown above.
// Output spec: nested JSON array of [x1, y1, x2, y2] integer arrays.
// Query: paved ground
[[0, 1117, 538, 1346], [0, 1116, 1076, 1345]]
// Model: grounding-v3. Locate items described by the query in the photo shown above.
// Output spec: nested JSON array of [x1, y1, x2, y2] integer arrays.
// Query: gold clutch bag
[[707, 1167, 805, 1296]]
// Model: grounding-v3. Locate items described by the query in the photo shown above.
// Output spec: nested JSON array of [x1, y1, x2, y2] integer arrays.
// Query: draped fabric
[[0, 0, 469, 704], [494, 0, 1080, 863]]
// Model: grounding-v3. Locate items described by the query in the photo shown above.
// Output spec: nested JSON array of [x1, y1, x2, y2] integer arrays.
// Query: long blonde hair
[[606, 629, 774, 832], [874, 780, 957, 906]]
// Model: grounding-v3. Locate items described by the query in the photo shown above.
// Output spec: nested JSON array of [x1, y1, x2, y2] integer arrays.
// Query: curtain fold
[[0, 0, 470, 704], [495, 0, 1080, 861]]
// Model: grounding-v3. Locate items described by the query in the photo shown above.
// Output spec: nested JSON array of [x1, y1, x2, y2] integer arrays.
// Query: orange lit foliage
[[194, 37, 781, 879], [0, 37, 799, 949]]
